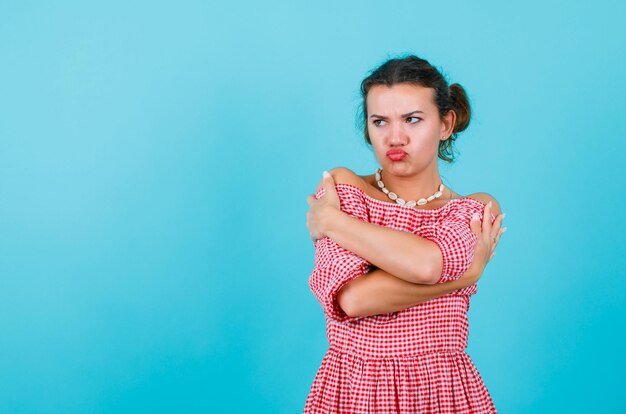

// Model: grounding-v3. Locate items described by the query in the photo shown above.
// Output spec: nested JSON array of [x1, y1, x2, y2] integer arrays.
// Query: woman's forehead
[[367, 84, 436, 114]]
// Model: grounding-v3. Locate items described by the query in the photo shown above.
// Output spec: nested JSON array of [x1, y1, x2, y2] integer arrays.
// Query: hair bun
[[449, 83, 471, 134]]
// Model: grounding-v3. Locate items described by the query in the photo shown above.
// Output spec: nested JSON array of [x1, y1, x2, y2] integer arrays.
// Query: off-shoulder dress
[[304, 183, 498, 414]]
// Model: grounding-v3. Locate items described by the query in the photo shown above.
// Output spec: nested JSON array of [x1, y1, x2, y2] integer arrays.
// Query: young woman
[[303, 55, 506, 413]]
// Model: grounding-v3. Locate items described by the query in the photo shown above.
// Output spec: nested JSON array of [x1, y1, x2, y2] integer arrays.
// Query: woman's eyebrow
[[369, 110, 425, 119]]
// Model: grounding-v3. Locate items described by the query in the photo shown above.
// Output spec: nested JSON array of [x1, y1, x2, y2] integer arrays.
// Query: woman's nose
[[388, 122, 407, 145]]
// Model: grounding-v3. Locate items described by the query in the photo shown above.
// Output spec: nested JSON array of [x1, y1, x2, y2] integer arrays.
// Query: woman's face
[[366, 83, 453, 176]]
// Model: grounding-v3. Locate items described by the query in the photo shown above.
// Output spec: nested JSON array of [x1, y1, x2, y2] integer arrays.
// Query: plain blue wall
[[1, 1, 625, 413]]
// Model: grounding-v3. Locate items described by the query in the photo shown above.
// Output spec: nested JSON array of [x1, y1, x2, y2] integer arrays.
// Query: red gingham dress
[[304, 183, 497, 414]]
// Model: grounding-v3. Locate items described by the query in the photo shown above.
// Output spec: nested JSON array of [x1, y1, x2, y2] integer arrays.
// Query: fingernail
[[472, 213, 480, 220], [323, 170, 330, 178], [487, 201, 492, 207], [501, 213, 506, 219]]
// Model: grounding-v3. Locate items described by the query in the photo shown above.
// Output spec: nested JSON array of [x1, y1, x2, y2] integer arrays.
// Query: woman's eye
[[373, 119, 385, 126], [407, 116, 421, 124]]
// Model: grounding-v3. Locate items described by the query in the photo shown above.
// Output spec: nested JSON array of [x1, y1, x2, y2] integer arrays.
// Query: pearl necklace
[[375, 168, 445, 208]]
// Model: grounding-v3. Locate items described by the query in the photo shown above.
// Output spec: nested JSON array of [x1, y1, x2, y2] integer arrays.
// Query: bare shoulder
[[327, 166, 367, 189], [466, 192, 502, 216]]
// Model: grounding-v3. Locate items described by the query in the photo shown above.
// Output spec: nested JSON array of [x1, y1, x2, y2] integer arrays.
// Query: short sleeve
[[313, 184, 370, 221], [424, 203, 496, 284], [307, 184, 372, 322]]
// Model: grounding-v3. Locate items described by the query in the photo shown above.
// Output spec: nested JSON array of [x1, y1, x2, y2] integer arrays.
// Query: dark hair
[[357, 54, 471, 163]]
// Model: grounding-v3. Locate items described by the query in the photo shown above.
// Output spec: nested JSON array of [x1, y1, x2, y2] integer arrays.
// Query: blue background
[[1, 1, 625, 413]]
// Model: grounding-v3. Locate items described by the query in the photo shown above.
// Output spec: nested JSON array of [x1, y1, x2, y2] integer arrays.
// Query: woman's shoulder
[[464, 192, 503, 217], [327, 166, 368, 189], [313, 166, 367, 203]]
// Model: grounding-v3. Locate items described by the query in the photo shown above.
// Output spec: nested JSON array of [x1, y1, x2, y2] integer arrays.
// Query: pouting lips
[[387, 150, 407, 160]]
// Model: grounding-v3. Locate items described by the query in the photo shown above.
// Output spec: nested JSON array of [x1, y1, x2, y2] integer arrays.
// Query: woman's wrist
[[461, 265, 484, 286], [321, 208, 348, 238]]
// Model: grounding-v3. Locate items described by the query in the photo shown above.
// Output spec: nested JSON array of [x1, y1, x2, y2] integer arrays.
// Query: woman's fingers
[[482, 201, 492, 235], [480, 201, 507, 264], [490, 211, 505, 242], [494, 226, 505, 245], [470, 204, 507, 261], [491, 214, 506, 249], [487, 214, 506, 262], [469, 213, 482, 236]]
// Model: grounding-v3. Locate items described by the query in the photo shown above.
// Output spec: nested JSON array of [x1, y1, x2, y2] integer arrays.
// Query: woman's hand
[[461, 201, 506, 284], [306, 171, 342, 241]]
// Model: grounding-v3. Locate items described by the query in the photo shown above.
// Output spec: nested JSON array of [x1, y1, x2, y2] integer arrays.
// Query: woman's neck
[[378, 168, 446, 201]]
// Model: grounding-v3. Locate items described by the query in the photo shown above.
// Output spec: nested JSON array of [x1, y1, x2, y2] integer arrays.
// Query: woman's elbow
[[337, 283, 361, 317], [410, 262, 441, 285]]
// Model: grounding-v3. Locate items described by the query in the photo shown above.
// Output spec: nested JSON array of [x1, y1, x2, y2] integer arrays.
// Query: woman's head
[[357, 55, 471, 166]]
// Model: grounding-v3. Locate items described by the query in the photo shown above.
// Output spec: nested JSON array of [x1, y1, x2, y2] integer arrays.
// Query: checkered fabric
[[304, 183, 498, 414]]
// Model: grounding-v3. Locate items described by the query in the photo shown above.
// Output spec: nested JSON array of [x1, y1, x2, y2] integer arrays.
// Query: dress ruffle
[[304, 348, 496, 414]]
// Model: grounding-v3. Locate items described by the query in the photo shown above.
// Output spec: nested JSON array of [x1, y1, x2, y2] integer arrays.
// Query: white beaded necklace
[[375, 168, 445, 208]]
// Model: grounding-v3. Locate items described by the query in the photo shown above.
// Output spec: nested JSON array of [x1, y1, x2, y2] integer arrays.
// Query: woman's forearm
[[337, 266, 479, 318], [323, 210, 437, 284]]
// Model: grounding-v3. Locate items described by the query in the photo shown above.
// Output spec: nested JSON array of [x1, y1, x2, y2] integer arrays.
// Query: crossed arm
[[337, 266, 482, 318], [322, 211, 482, 318], [323, 211, 441, 284]]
